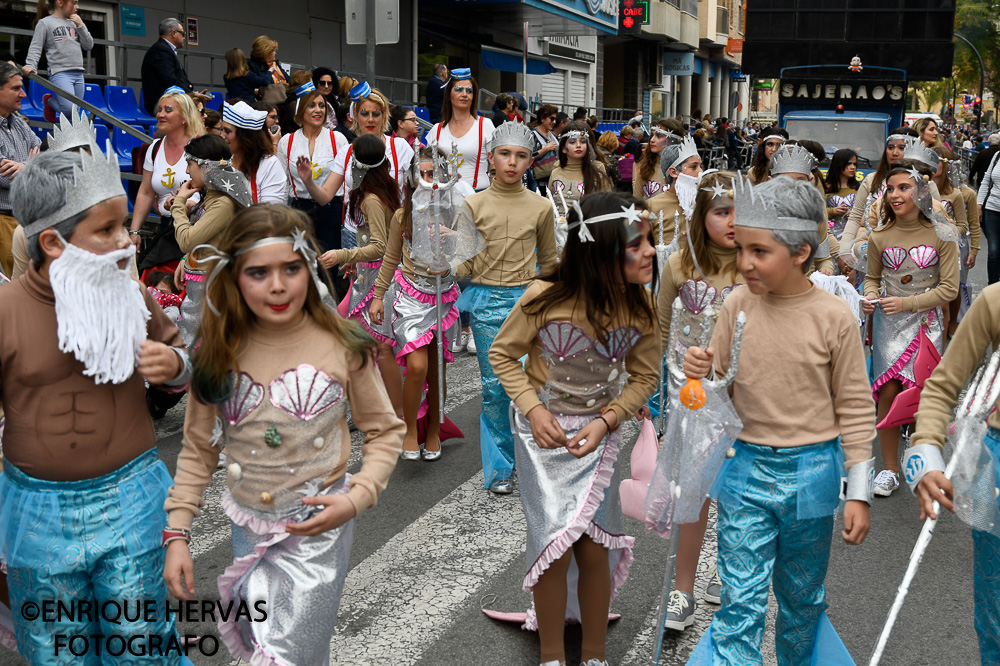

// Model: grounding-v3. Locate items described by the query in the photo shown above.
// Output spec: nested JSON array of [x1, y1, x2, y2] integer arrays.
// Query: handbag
[[137, 217, 184, 271], [259, 82, 287, 105]]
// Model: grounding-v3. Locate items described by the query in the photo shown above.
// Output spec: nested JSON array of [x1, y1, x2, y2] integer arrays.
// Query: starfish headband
[[886, 133, 911, 145], [560, 130, 587, 143], [566, 203, 645, 244], [650, 126, 683, 143], [351, 151, 387, 186], [192, 229, 330, 317], [183, 153, 252, 208], [761, 134, 786, 145]]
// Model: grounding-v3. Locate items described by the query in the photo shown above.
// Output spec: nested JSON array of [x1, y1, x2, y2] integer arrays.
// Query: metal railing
[[24, 72, 152, 143]]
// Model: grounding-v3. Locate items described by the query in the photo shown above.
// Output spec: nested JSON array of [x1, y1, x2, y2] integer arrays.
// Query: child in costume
[[171, 134, 252, 345], [1, 147, 193, 664], [768, 143, 835, 275], [684, 177, 876, 665], [632, 119, 685, 198], [907, 282, 1000, 664], [321, 134, 403, 414], [958, 169, 982, 320], [163, 205, 404, 665], [549, 122, 611, 214], [489, 191, 660, 666], [369, 146, 470, 460], [862, 157, 959, 497], [455, 121, 558, 493], [655, 170, 740, 631], [645, 135, 703, 246]]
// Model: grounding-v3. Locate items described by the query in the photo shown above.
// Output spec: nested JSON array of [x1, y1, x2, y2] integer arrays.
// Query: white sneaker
[[874, 469, 900, 497], [466, 333, 477, 353], [704, 562, 721, 605], [450, 330, 469, 354]]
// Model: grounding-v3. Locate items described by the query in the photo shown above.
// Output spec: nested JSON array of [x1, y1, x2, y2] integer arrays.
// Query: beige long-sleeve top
[[633, 167, 667, 199], [938, 188, 969, 235], [172, 190, 238, 255], [372, 209, 433, 298], [911, 282, 1000, 451], [334, 194, 392, 265], [961, 185, 983, 252], [456, 179, 557, 286], [165, 313, 404, 530], [656, 242, 739, 352], [863, 215, 959, 312], [489, 280, 660, 426], [710, 284, 876, 468], [842, 171, 877, 255], [549, 161, 609, 215]]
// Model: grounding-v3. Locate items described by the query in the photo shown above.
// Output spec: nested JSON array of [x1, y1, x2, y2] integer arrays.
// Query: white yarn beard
[[49, 242, 150, 384], [674, 172, 700, 220]]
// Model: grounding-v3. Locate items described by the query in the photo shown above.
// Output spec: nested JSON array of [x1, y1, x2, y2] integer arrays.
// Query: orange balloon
[[680, 378, 707, 410]]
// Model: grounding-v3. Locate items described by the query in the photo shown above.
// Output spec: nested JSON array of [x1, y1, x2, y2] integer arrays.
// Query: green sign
[[121, 4, 145, 37], [753, 80, 774, 90]]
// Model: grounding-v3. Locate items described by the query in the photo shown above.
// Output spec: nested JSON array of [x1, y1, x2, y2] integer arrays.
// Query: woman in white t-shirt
[[295, 82, 413, 249], [129, 90, 204, 247], [427, 69, 493, 193], [221, 100, 288, 204]]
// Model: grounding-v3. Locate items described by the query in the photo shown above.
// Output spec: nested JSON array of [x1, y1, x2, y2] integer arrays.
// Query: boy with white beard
[[0, 147, 193, 664]]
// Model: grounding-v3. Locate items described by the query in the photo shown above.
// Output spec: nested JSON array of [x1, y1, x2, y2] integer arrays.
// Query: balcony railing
[[681, 0, 698, 17]]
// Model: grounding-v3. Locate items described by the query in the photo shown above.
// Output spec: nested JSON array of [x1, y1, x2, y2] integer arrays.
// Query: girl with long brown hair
[[368, 146, 470, 460], [163, 204, 404, 664], [320, 134, 403, 414], [488, 191, 659, 665], [548, 122, 610, 219], [633, 117, 685, 198]]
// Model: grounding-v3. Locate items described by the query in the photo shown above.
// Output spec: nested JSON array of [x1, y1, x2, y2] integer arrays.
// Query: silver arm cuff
[[163, 347, 193, 389], [844, 457, 875, 504], [902, 444, 946, 494], [814, 237, 831, 260]]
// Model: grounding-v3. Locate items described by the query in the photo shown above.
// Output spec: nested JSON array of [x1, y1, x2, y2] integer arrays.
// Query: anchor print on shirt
[[161, 167, 176, 189]]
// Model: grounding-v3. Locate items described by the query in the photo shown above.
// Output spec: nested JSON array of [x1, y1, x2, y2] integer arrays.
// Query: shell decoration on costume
[[643, 181, 663, 198], [881, 246, 907, 271], [538, 321, 593, 361], [679, 279, 717, 315], [594, 327, 642, 363], [908, 245, 939, 269], [269, 363, 345, 421], [221, 371, 265, 426]]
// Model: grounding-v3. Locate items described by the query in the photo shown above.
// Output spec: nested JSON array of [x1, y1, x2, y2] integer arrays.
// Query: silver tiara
[[488, 121, 535, 152], [47, 108, 99, 154], [901, 136, 939, 173], [560, 130, 587, 142], [733, 174, 817, 233], [662, 134, 700, 174], [23, 140, 126, 237], [769, 144, 817, 177]]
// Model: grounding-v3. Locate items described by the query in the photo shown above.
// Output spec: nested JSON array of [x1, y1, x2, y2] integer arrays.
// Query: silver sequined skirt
[[871, 305, 943, 399], [511, 406, 634, 631], [346, 259, 396, 345], [217, 478, 354, 666], [387, 271, 461, 365]]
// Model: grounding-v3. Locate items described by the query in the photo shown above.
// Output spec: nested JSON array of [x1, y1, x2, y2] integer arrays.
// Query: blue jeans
[[47, 70, 85, 117], [982, 207, 1000, 284]]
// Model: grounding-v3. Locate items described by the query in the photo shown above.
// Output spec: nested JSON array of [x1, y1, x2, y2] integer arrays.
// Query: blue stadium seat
[[22, 80, 49, 122], [414, 106, 430, 122], [113, 125, 149, 171], [83, 83, 112, 123], [207, 91, 224, 112], [30, 126, 47, 143], [94, 123, 111, 152], [106, 85, 153, 125]]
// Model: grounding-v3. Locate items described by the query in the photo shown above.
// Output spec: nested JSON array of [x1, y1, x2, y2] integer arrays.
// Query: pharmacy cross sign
[[619, 0, 648, 33]]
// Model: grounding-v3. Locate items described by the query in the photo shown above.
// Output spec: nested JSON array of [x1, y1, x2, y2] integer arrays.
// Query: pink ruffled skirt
[[387, 270, 460, 366]]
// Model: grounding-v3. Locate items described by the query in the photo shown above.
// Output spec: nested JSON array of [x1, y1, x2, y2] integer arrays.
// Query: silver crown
[[23, 139, 126, 237], [488, 121, 535, 153], [901, 136, 939, 173], [769, 144, 818, 176], [733, 174, 817, 233], [661, 134, 700, 176], [47, 108, 99, 154]]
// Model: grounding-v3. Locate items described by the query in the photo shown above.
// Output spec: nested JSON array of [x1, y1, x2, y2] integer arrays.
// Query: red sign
[[726, 37, 743, 54], [620, 0, 646, 34]]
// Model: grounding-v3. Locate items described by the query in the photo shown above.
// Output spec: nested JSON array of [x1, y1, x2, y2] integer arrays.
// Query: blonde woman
[[296, 81, 413, 249], [248, 35, 286, 85], [129, 90, 204, 260], [912, 117, 944, 149]]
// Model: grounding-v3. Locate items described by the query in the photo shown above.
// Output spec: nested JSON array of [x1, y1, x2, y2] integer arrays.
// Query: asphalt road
[[0, 256, 989, 666]]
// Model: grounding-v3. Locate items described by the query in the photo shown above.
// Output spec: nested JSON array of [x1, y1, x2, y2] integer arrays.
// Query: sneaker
[[540, 661, 565, 666], [704, 563, 721, 605], [581, 661, 608, 666], [217, 452, 227, 469], [466, 333, 477, 354], [450, 330, 469, 354], [662, 590, 695, 631], [874, 469, 900, 497], [42, 93, 57, 123]]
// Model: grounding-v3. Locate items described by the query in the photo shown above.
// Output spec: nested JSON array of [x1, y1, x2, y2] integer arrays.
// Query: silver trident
[[869, 346, 1000, 665], [651, 298, 746, 666], [412, 142, 461, 423]]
